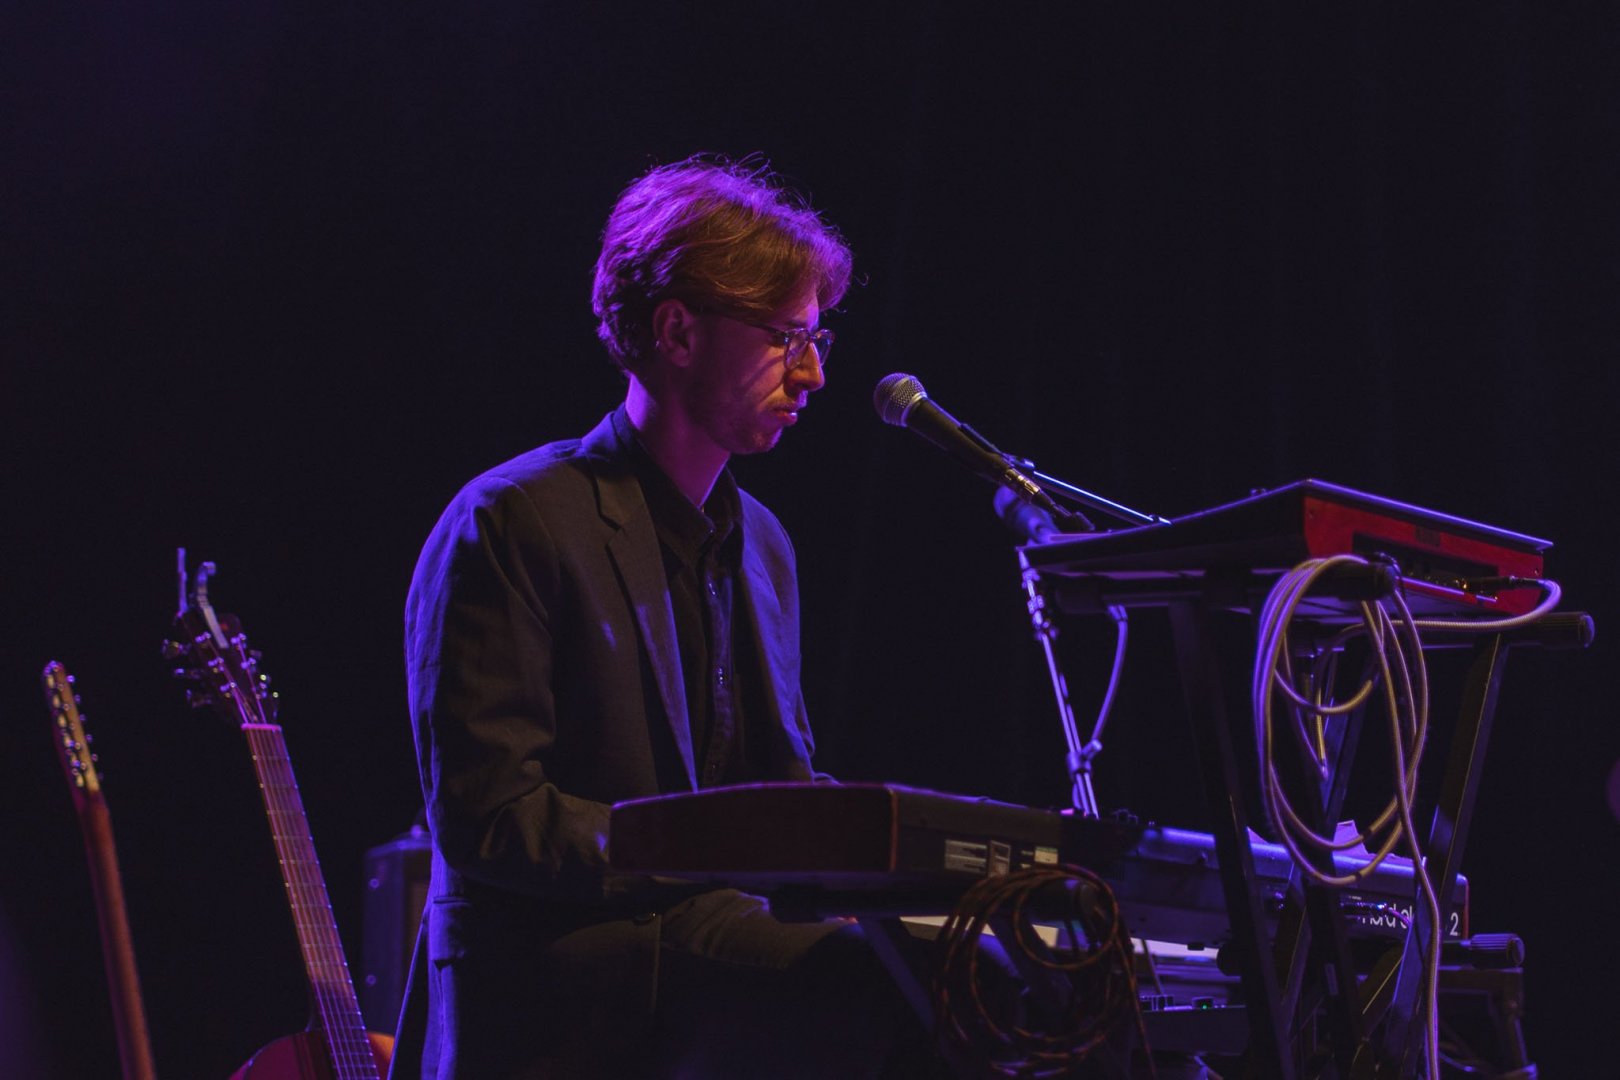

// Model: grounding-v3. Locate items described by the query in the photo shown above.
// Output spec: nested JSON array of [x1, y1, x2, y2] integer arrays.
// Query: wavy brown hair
[[591, 155, 853, 373]]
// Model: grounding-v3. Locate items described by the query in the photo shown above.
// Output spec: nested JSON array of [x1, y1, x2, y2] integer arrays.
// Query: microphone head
[[873, 372, 928, 427]]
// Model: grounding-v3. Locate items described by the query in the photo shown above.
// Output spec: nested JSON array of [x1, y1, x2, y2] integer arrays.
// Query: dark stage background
[[5, 3, 1617, 1075]]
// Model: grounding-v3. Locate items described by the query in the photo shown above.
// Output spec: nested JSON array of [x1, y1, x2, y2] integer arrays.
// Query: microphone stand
[[998, 457, 1163, 817], [1005, 456, 1169, 529]]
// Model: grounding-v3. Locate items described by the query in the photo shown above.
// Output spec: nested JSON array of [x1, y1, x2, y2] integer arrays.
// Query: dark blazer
[[390, 409, 819, 1079]]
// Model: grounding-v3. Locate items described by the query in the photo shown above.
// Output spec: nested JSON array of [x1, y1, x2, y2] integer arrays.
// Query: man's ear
[[650, 298, 698, 368]]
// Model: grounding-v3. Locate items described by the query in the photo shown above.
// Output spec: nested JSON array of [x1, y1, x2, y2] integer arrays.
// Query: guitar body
[[230, 1030, 394, 1079]]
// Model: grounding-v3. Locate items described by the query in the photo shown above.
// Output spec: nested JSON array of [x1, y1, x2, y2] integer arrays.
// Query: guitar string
[[246, 725, 374, 1077], [249, 725, 374, 1077], [245, 725, 365, 1074], [195, 622, 377, 1077], [245, 723, 376, 1077]]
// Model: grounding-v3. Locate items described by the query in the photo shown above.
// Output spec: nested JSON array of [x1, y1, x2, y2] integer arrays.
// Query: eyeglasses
[[707, 311, 835, 371]]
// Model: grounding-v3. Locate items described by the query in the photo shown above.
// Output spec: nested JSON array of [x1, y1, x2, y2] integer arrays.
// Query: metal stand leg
[[857, 917, 978, 1080], [858, 916, 935, 1028], [1379, 633, 1510, 1068], [1168, 597, 1295, 1080], [1282, 650, 1382, 1079], [1273, 651, 1375, 1056]]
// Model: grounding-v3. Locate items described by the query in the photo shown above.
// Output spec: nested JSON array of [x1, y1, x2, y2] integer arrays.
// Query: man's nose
[[790, 345, 826, 392]]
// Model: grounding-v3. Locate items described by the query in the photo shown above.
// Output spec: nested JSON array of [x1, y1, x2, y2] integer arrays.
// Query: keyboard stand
[[1030, 550, 1591, 1077]]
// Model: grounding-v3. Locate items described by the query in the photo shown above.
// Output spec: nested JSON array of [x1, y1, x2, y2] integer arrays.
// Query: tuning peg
[[185, 689, 215, 709], [161, 640, 186, 660]]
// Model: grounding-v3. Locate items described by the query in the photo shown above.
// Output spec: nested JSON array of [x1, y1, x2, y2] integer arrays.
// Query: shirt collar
[[611, 405, 743, 568]]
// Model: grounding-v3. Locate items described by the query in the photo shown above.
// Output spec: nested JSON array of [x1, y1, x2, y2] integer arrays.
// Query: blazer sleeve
[[405, 473, 611, 899]]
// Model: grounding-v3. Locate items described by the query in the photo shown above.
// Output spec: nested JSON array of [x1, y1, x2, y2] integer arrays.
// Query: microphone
[[873, 373, 1069, 520]]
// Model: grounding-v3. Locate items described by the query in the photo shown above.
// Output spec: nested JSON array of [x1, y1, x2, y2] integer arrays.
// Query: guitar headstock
[[163, 552, 278, 728], [42, 661, 103, 809]]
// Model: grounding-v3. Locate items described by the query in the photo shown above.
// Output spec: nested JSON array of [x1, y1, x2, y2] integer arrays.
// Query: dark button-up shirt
[[613, 408, 757, 788]]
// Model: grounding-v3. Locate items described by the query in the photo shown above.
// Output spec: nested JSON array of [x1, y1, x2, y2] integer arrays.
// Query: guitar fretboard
[[243, 722, 379, 1080]]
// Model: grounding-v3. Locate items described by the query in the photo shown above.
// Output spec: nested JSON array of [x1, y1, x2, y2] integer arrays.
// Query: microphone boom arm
[[1007, 458, 1168, 529]]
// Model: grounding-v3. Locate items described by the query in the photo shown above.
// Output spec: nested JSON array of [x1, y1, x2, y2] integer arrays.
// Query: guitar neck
[[241, 722, 379, 1080], [44, 660, 158, 1080], [77, 800, 160, 1080]]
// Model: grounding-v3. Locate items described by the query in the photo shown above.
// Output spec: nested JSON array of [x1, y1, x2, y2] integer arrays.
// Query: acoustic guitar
[[166, 555, 392, 1079], [42, 661, 160, 1080]]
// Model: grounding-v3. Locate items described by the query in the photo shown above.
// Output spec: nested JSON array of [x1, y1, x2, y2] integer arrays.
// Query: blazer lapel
[[739, 535, 811, 769], [589, 421, 698, 792], [607, 519, 697, 790]]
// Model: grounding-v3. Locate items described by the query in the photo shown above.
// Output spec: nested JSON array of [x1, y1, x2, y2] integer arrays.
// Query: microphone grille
[[873, 373, 927, 427]]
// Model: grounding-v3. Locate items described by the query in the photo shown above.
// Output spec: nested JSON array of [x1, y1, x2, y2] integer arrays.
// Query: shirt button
[[715, 666, 727, 686]]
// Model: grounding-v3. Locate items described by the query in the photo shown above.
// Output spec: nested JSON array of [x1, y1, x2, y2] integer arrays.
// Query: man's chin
[[727, 423, 785, 456]]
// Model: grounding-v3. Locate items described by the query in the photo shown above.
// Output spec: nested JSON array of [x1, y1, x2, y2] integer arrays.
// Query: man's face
[[683, 288, 826, 456]]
